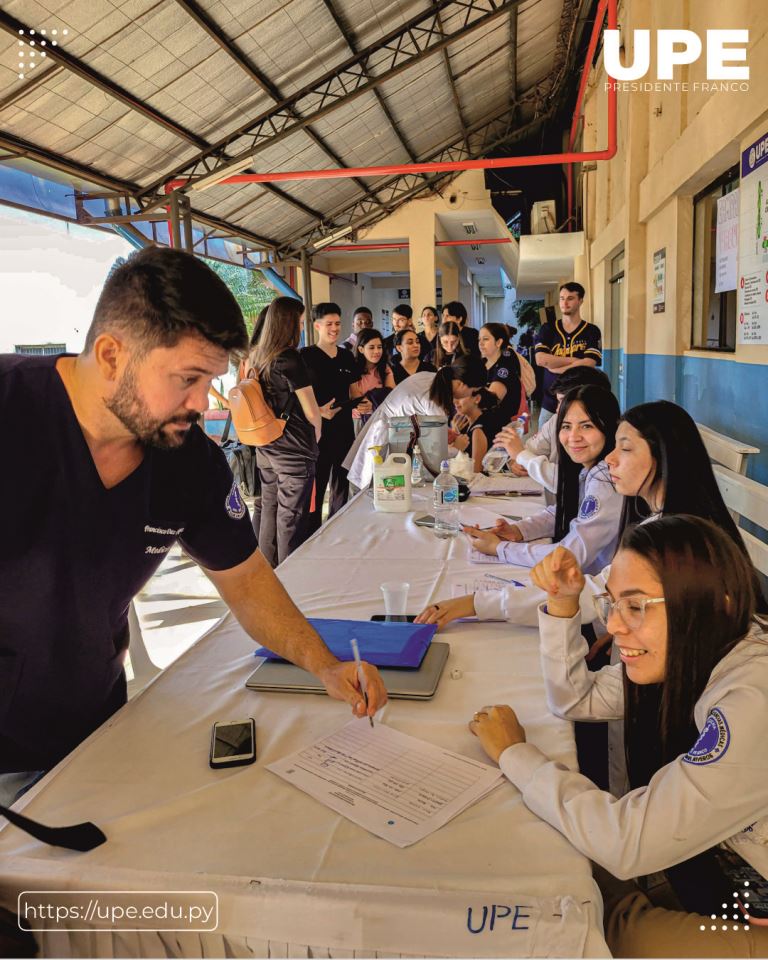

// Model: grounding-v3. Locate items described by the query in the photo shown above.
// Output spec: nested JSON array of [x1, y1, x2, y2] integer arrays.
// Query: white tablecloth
[[0, 486, 609, 957]]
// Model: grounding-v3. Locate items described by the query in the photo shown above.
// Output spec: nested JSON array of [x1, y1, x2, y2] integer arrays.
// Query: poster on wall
[[737, 131, 768, 344], [652, 248, 666, 313], [715, 189, 739, 293]]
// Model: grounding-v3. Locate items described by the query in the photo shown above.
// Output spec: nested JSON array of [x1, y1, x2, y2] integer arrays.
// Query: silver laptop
[[245, 641, 450, 700]]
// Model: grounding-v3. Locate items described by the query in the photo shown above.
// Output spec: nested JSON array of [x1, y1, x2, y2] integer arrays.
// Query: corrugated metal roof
[[0, 0, 580, 252]]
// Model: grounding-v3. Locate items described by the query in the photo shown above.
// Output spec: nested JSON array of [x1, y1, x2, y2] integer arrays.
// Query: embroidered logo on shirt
[[497, 367, 509, 379], [579, 495, 600, 519], [225, 482, 247, 520], [683, 707, 730, 766]]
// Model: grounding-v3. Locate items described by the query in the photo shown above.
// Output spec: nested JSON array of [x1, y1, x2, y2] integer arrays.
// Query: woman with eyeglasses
[[418, 400, 767, 630], [469, 517, 768, 957]]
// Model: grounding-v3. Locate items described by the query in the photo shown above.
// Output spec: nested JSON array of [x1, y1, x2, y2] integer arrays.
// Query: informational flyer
[[716, 189, 739, 293], [737, 133, 768, 344], [652, 249, 666, 314]]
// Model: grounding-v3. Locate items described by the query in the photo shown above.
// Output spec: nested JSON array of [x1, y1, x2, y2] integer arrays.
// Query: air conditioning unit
[[531, 200, 557, 234]]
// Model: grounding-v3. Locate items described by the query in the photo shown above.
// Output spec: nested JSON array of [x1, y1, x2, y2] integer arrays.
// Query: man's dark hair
[[444, 300, 468, 322], [353, 305, 373, 318], [85, 247, 247, 354], [392, 303, 413, 319], [559, 281, 585, 299], [313, 302, 342, 321]]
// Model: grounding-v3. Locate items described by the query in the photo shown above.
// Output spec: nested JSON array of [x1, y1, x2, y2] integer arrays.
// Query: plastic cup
[[380, 581, 410, 617]]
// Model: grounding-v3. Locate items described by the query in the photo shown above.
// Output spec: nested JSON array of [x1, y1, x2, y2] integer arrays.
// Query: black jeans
[[252, 447, 316, 567], [306, 433, 352, 535]]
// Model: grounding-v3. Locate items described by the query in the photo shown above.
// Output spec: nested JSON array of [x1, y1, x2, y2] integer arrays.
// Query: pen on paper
[[350, 637, 374, 728], [485, 574, 526, 587]]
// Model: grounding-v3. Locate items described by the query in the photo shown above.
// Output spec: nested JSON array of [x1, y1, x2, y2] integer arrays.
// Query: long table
[[0, 483, 609, 957]]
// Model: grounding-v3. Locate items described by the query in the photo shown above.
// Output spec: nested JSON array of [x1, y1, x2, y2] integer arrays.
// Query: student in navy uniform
[[392, 328, 437, 384], [534, 281, 602, 425], [451, 388, 500, 473], [301, 302, 359, 534], [0, 249, 386, 802], [417, 305, 439, 361], [478, 322, 524, 427], [382, 303, 414, 363], [444, 300, 480, 356], [470, 518, 768, 958]]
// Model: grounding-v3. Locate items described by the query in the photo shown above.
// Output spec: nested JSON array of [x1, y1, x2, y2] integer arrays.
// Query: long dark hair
[[428, 355, 486, 417], [620, 516, 763, 788], [434, 320, 468, 367], [354, 328, 389, 384], [554, 385, 620, 541], [618, 400, 768, 614], [249, 296, 303, 376]]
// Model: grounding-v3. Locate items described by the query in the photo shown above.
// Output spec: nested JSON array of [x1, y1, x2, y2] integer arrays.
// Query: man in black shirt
[[534, 281, 603, 424], [339, 305, 373, 352], [301, 303, 364, 533], [382, 303, 415, 363], [0, 249, 386, 797], [444, 301, 480, 356]]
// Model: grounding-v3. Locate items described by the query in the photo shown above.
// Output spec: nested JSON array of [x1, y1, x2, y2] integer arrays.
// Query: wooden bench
[[696, 422, 760, 476], [713, 464, 768, 578]]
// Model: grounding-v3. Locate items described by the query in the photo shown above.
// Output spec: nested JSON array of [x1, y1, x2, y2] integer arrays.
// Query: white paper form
[[267, 720, 503, 847]]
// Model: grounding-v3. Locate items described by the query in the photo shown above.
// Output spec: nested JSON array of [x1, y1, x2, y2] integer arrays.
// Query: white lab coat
[[494, 461, 622, 574], [499, 607, 768, 883], [474, 513, 663, 626], [517, 414, 558, 494], [344, 372, 442, 488]]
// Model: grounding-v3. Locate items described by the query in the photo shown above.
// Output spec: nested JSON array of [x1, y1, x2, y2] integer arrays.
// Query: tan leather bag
[[228, 370, 289, 447]]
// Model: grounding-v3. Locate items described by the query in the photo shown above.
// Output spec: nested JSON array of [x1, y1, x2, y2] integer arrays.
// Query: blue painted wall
[[605, 351, 768, 487]]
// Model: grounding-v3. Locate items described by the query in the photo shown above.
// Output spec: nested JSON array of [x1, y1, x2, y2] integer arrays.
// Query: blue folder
[[254, 618, 436, 668]]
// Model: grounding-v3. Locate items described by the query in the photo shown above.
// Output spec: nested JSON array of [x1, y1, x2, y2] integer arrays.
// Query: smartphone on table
[[209, 718, 256, 769]]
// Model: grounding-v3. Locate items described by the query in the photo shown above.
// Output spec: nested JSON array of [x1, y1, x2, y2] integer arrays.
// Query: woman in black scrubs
[[478, 322, 524, 428]]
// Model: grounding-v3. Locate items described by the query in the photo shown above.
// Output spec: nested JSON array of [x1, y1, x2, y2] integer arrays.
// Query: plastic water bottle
[[433, 460, 460, 539], [513, 412, 530, 439], [411, 443, 424, 487]]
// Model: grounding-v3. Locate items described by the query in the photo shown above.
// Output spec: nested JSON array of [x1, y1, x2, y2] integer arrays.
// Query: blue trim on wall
[[606, 351, 768, 486]]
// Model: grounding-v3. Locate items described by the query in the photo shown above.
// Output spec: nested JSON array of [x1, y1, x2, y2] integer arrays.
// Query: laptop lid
[[245, 641, 450, 701]]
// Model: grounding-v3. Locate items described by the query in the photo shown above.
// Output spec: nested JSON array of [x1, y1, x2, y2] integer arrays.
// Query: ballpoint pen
[[484, 574, 526, 587], [350, 637, 374, 728]]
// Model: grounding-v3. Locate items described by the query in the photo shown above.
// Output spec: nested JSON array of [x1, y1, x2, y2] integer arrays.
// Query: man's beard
[[105, 364, 200, 450]]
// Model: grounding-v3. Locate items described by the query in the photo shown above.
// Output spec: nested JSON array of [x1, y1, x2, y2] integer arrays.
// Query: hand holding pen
[[351, 638, 374, 728]]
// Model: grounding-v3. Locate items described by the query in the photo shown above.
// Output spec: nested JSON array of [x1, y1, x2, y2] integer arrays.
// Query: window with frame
[[691, 165, 739, 351]]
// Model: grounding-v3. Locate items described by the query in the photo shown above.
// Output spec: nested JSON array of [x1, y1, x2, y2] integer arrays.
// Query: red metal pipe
[[567, 0, 616, 230], [319, 237, 513, 252]]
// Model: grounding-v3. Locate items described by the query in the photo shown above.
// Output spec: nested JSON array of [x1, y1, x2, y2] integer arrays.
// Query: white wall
[[0, 208, 133, 354]]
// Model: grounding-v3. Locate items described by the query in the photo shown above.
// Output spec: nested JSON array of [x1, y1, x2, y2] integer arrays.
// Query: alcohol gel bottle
[[411, 444, 424, 487], [433, 460, 460, 539], [370, 447, 412, 513]]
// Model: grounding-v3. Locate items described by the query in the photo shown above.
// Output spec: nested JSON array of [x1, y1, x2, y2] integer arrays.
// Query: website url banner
[[18, 891, 218, 932]]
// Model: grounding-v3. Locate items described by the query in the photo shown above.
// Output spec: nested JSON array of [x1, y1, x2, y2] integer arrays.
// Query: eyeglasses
[[592, 593, 666, 630]]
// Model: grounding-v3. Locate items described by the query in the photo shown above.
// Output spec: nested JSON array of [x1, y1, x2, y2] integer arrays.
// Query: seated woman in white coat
[[418, 400, 768, 631], [463, 384, 622, 575], [469, 518, 768, 958], [344, 355, 487, 489]]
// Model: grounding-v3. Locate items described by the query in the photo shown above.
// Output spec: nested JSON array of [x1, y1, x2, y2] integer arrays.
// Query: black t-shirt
[[383, 333, 401, 364], [300, 345, 357, 443], [534, 318, 603, 412], [0, 354, 257, 772], [417, 330, 438, 362], [468, 409, 501, 447], [392, 359, 437, 385], [486, 349, 522, 425], [261, 349, 317, 456]]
